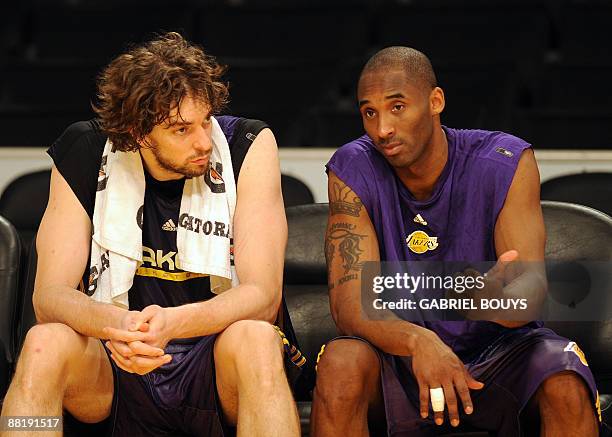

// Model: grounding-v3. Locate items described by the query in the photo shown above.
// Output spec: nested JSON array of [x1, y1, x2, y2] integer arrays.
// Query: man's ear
[[430, 87, 445, 116]]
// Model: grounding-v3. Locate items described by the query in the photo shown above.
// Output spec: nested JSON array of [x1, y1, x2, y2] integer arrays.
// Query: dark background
[[1, 0, 611, 149]]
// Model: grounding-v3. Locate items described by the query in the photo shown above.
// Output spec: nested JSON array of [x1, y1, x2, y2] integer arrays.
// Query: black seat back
[[542, 201, 612, 393], [0, 169, 51, 258], [283, 204, 336, 390], [541, 172, 612, 218], [281, 174, 315, 208], [0, 215, 21, 398]]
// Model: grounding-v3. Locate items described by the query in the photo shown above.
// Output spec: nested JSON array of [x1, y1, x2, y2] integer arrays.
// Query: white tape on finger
[[430, 387, 445, 412]]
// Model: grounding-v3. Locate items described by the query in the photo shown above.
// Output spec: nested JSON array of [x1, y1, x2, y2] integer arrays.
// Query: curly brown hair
[[92, 32, 228, 152]]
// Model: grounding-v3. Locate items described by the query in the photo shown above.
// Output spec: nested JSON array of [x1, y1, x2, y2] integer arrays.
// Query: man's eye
[[364, 110, 375, 118], [176, 127, 187, 134], [392, 104, 405, 112]]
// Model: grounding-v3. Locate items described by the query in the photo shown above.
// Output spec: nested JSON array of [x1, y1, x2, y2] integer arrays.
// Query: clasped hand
[[102, 305, 174, 375]]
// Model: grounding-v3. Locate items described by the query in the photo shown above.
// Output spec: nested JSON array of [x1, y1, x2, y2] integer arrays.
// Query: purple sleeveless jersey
[[326, 127, 600, 435], [327, 126, 533, 358]]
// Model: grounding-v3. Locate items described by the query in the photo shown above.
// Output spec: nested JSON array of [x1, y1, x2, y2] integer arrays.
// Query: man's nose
[[193, 126, 212, 153], [378, 115, 395, 140]]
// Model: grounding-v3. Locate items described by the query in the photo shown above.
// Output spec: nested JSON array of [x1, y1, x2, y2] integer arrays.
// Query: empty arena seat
[[436, 62, 518, 131], [31, 1, 196, 61], [529, 62, 612, 111], [375, 1, 550, 66], [283, 203, 335, 435], [0, 169, 51, 256], [281, 174, 314, 207], [513, 109, 612, 149], [0, 61, 99, 108], [196, 4, 368, 61], [542, 201, 612, 375], [0, 215, 22, 400], [541, 173, 612, 217], [0, 106, 94, 147], [559, 1, 612, 61]]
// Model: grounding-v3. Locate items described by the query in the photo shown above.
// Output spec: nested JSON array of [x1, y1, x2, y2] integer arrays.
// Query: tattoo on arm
[[327, 222, 366, 275], [330, 182, 363, 217], [325, 238, 336, 290]]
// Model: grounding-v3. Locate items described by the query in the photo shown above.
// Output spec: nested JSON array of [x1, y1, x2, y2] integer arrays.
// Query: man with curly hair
[[1, 32, 300, 437]]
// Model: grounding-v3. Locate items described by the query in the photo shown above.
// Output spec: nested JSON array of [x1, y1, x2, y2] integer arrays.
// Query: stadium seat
[[0, 215, 21, 401], [541, 173, 612, 217], [283, 201, 612, 435], [0, 169, 51, 258], [375, 1, 549, 66], [281, 174, 315, 207], [30, 1, 196, 62], [283, 203, 335, 435], [529, 62, 612, 111], [0, 60, 99, 109], [513, 108, 612, 149], [559, 1, 612, 62], [541, 201, 612, 432], [0, 106, 94, 147], [196, 4, 368, 62]]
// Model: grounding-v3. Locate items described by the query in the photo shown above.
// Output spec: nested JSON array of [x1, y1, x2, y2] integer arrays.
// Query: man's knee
[[14, 323, 84, 386], [537, 371, 593, 415], [19, 324, 85, 368], [314, 339, 380, 406], [216, 320, 284, 377]]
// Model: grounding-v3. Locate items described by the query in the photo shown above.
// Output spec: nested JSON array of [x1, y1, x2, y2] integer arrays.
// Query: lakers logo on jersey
[[564, 341, 588, 367], [406, 230, 438, 254]]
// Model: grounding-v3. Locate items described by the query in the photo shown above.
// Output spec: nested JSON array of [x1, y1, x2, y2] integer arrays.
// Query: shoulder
[[217, 115, 271, 182], [326, 135, 388, 212], [46, 119, 106, 220], [216, 115, 269, 146], [327, 134, 381, 177], [449, 127, 531, 172], [47, 119, 106, 164]]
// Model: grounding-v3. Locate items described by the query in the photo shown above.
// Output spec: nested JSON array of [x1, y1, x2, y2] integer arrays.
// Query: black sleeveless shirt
[[47, 116, 268, 310]]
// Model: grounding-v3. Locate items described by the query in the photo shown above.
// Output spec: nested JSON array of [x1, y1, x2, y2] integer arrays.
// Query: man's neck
[[395, 126, 448, 201]]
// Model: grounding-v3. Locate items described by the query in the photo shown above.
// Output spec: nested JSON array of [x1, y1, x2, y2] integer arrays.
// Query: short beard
[[149, 141, 207, 178]]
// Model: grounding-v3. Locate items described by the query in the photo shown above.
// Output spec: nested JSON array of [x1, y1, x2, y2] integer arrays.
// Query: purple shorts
[[104, 335, 228, 437], [330, 326, 600, 437]]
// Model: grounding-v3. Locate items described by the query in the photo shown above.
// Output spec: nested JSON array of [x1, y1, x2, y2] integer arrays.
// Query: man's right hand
[[103, 310, 172, 375], [411, 329, 484, 427]]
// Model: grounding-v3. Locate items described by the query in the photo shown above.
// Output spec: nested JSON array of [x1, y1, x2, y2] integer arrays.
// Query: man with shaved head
[[311, 47, 600, 436]]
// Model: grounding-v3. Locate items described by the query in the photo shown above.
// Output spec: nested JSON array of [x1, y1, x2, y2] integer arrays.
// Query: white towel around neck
[[87, 116, 238, 308]]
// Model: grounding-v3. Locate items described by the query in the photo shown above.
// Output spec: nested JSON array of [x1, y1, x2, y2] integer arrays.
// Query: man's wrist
[[164, 302, 209, 339], [404, 324, 433, 356], [164, 306, 186, 339]]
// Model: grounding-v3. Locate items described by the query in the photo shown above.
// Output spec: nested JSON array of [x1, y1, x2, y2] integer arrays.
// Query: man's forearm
[[33, 285, 126, 338], [336, 309, 432, 357], [166, 283, 280, 339]]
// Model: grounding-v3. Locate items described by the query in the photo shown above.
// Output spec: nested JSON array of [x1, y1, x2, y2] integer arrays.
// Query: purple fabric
[[216, 115, 240, 145], [381, 327, 599, 436], [327, 126, 532, 357], [326, 127, 600, 435], [105, 335, 227, 437]]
